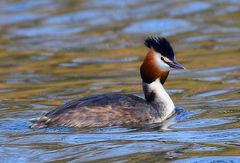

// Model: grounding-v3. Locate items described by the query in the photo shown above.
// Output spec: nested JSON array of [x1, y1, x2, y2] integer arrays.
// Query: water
[[0, 0, 239, 162]]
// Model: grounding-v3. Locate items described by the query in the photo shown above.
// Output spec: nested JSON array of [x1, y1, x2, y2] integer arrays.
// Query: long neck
[[142, 78, 175, 120]]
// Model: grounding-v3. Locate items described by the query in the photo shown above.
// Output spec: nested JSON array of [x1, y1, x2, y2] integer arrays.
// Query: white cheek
[[159, 59, 171, 71], [154, 54, 171, 71]]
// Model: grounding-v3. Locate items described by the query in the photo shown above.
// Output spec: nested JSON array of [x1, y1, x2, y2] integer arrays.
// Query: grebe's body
[[31, 36, 184, 128]]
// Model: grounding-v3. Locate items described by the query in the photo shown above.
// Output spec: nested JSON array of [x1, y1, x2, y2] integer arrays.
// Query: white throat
[[142, 78, 175, 121]]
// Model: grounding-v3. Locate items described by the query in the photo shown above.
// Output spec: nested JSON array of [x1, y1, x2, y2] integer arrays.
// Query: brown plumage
[[31, 94, 159, 128], [140, 48, 169, 84]]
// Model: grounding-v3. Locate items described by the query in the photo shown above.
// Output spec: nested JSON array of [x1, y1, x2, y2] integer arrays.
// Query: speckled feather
[[31, 94, 163, 128]]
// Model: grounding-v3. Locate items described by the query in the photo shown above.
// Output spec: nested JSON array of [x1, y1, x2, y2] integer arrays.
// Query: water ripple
[[170, 2, 212, 16], [174, 156, 240, 163], [122, 19, 194, 36], [190, 88, 239, 99]]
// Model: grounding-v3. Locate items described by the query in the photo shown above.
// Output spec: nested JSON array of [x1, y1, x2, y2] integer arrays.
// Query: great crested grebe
[[31, 36, 185, 128]]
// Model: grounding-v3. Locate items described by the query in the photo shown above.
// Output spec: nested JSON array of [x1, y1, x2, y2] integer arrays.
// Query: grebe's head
[[140, 36, 185, 84]]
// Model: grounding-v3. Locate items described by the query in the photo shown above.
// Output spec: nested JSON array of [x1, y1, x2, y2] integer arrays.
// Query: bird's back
[[31, 94, 156, 128]]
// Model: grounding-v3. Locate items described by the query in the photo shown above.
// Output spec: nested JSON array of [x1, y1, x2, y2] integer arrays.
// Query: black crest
[[144, 36, 175, 61]]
